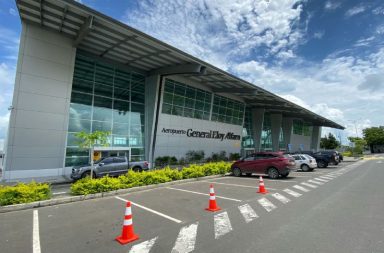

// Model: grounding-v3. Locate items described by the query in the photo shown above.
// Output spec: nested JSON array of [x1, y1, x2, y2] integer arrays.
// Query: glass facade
[[65, 53, 146, 166], [261, 113, 272, 150], [212, 95, 244, 125], [242, 108, 254, 148], [293, 120, 312, 136], [162, 79, 211, 120]]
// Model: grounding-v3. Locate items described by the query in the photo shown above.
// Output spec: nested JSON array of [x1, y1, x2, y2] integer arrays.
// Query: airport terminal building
[[3, 0, 344, 181]]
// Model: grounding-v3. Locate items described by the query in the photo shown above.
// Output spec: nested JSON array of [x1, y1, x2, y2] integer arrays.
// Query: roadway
[[1, 158, 383, 253]]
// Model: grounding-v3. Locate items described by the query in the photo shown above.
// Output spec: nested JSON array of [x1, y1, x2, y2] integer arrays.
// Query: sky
[[0, 0, 383, 150]]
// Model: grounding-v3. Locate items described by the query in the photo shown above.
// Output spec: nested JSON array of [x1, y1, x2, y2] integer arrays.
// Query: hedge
[[0, 181, 51, 206], [71, 162, 231, 195]]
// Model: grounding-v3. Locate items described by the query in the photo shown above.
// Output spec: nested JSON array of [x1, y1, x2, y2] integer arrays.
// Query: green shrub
[[342, 151, 352, 157], [70, 162, 232, 195], [0, 181, 51, 206]]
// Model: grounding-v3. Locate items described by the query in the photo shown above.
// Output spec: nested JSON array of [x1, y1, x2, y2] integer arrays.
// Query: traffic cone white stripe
[[210, 195, 215, 200], [124, 219, 133, 226], [210, 188, 215, 194], [125, 207, 132, 216]]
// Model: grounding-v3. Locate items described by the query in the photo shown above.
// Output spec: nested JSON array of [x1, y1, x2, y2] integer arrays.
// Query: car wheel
[[334, 161, 339, 165], [301, 164, 310, 172], [317, 160, 326, 168], [281, 172, 289, 178], [132, 166, 143, 172], [81, 171, 96, 179], [232, 167, 242, 177], [268, 167, 279, 179]]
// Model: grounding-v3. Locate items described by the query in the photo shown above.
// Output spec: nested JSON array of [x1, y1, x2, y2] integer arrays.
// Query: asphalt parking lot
[[0, 160, 372, 253]]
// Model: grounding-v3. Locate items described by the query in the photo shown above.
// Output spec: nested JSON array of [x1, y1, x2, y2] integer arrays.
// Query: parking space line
[[214, 212, 233, 239], [301, 182, 318, 188], [314, 178, 329, 182], [308, 179, 324, 185], [204, 181, 277, 190], [271, 193, 290, 204], [293, 185, 310, 192], [129, 237, 158, 253], [264, 179, 298, 183], [258, 198, 277, 212], [115, 196, 182, 224], [166, 187, 242, 202], [283, 189, 302, 197], [33, 210, 41, 253], [238, 204, 259, 223], [172, 222, 198, 253], [52, 191, 68, 195]]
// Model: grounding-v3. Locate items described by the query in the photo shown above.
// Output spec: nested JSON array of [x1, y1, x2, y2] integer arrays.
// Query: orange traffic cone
[[257, 176, 269, 194], [116, 201, 139, 245], [205, 184, 221, 212]]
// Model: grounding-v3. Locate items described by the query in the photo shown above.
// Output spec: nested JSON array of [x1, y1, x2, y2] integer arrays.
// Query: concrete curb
[[0, 174, 227, 213]]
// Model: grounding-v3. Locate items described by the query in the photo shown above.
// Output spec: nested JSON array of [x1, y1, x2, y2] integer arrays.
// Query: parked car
[[231, 152, 296, 179], [300, 150, 339, 168], [291, 154, 317, 172], [71, 156, 149, 180]]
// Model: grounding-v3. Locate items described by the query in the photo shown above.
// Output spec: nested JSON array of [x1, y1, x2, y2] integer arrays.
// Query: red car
[[231, 152, 295, 179]]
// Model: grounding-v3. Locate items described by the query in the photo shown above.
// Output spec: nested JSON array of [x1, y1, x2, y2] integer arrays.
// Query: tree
[[348, 137, 367, 155], [320, 133, 340, 149], [363, 127, 384, 145], [75, 131, 110, 179]]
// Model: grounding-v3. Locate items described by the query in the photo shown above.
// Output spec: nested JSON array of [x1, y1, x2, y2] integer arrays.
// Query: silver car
[[292, 154, 317, 172]]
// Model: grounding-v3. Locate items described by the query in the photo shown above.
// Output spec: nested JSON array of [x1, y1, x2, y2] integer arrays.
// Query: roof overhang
[[16, 0, 345, 130]]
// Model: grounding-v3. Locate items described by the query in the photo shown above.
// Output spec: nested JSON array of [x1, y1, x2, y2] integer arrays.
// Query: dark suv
[[231, 152, 296, 179], [300, 151, 339, 168]]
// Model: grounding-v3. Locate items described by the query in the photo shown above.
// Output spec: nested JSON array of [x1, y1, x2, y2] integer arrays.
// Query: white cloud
[[9, 8, 17, 16], [121, 0, 306, 66], [372, 7, 384, 15], [354, 36, 375, 47], [345, 5, 366, 17], [324, 1, 341, 11], [313, 31, 325, 39], [0, 112, 10, 151]]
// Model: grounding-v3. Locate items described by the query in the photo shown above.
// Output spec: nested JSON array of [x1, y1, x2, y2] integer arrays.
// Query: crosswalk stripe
[[258, 198, 277, 212], [238, 204, 259, 223], [314, 178, 328, 182], [301, 182, 317, 188], [320, 176, 334, 180], [271, 193, 290, 204], [129, 237, 158, 253], [308, 179, 323, 185], [214, 212, 232, 239], [172, 222, 198, 253], [283, 188, 302, 197], [293, 185, 310, 192]]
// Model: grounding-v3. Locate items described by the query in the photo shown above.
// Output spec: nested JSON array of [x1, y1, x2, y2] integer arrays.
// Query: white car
[[291, 154, 317, 172]]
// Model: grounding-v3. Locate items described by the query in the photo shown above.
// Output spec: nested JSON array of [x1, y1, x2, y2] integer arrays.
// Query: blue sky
[[0, 0, 383, 150]]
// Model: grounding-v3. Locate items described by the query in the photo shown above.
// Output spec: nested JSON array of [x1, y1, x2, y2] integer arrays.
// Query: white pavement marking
[[214, 212, 233, 239], [377, 161, 383, 164], [238, 204, 259, 223], [115, 196, 182, 224], [308, 179, 324, 185], [283, 188, 302, 197], [204, 181, 277, 190], [271, 193, 290, 204], [130, 237, 158, 253], [52, 191, 68, 195], [33, 210, 41, 253], [293, 185, 310, 192], [301, 182, 317, 188], [171, 223, 198, 253], [320, 176, 334, 180], [314, 178, 328, 182], [258, 198, 277, 212], [166, 187, 242, 202], [264, 179, 298, 183]]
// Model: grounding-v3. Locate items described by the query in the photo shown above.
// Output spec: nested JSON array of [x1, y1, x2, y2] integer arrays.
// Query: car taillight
[[144, 161, 149, 167]]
